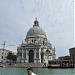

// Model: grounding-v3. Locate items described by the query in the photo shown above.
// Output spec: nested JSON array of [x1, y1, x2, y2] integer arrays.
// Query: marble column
[[39, 48, 41, 63], [25, 49, 28, 63], [22, 49, 23, 59], [34, 49, 36, 63], [21, 49, 24, 63], [35, 49, 36, 59]]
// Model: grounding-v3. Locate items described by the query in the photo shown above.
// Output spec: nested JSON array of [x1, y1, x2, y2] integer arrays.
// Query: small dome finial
[[33, 17, 39, 27], [54, 45, 55, 50]]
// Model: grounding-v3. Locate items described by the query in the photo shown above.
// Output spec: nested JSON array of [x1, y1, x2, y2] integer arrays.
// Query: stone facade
[[0, 48, 16, 63], [69, 47, 75, 64], [17, 19, 56, 64]]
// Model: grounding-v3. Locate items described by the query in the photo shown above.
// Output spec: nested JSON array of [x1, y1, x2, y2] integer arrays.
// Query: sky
[[0, 0, 74, 58]]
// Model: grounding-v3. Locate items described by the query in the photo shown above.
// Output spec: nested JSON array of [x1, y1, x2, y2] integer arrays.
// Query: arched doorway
[[29, 50, 34, 63], [41, 52, 44, 63]]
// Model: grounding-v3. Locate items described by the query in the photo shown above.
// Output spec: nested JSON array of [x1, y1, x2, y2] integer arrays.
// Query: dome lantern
[[33, 17, 39, 27]]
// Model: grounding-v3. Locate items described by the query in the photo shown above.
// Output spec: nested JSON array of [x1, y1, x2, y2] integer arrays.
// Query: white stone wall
[[17, 34, 55, 64], [39, 48, 41, 63], [0, 49, 10, 62], [0, 50, 2, 62], [26, 37, 47, 45]]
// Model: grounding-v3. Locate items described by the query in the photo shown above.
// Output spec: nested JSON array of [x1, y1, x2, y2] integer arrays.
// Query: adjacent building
[[58, 56, 70, 60], [69, 47, 75, 65], [0, 49, 10, 63], [0, 48, 16, 63], [17, 19, 56, 64]]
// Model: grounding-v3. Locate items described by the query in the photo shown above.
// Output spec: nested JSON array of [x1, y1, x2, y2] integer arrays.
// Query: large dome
[[26, 19, 46, 38], [27, 26, 46, 36]]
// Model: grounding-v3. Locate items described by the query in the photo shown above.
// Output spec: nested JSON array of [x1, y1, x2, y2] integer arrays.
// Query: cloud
[[0, 0, 74, 57]]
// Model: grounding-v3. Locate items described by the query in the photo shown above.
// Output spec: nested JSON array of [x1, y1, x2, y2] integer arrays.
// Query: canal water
[[0, 67, 75, 75]]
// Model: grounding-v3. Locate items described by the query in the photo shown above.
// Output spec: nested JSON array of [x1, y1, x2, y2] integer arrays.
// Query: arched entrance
[[29, 50, 34, 63], [41, 52, 44, 63]]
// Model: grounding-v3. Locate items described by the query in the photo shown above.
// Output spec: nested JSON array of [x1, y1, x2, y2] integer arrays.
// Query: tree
[[7, 52, 13, 65], [7, 52, 17, 65], [12, 55, 17, 63]]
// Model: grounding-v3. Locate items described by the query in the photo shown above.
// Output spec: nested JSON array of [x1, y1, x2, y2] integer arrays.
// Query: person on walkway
[[27, 67, 36, 75]]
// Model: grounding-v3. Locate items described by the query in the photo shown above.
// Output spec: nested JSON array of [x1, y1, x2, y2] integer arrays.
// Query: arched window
[[32, 40, 33, 43], [23, 50, 26, 58], [43, 41, 44, 45], [34, 39, 36, 43]]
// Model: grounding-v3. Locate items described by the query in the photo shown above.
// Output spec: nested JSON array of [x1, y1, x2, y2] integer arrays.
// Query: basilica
[[17, 18, 56, 64]]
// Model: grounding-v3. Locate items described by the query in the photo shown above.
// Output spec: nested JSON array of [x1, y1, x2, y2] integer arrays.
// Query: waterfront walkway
[[0, 63, 45, 68]]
